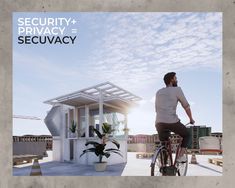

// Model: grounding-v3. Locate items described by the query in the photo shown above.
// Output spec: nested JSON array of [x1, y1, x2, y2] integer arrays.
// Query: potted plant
[[102, 122, 115, 137], [69, 120, 77, 138], [80, 123, 122, 171]]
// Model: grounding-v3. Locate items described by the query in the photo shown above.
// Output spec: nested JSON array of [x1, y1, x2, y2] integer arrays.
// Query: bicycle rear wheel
[[176, 151, 188, 176], [151, 147, 173, 176]]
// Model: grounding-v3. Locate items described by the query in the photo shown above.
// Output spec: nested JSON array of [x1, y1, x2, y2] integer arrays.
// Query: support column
[[99, 90, 104, 134], [124, 113, 128, 139], [61, 106, 67, 162], [74, 108, 78, 126], [124, 113, 128, 163], [85, 105, 89, 138], [74, 108, 78, 162]]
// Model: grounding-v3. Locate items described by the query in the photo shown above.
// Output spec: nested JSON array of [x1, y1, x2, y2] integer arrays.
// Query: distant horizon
[[12, 124, 223, 137]]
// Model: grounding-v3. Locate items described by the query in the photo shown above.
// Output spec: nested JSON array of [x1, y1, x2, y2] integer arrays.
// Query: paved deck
[[13, 152, 222, 176]]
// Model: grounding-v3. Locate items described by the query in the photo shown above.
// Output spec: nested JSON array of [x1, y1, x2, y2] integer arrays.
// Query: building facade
[[187, 125, 211, 149], [13, 135, 53, 150], [128, 134, 159, 144], [127, 125, 215, 152], [211, 132, 223, 150], [211, 132, 222, 139], [44, 82, 141, 165]]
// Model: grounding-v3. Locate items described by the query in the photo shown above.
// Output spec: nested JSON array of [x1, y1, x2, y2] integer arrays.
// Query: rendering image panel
[[13, 12, 222, 176]]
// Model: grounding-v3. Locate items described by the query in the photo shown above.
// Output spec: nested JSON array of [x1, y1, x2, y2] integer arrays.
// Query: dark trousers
[[156, 121, 190, 148]]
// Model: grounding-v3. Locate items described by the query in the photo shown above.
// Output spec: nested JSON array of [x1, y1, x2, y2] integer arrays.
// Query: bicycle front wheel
[[151, 147, 173, 176], [176, 151, 188, 176]]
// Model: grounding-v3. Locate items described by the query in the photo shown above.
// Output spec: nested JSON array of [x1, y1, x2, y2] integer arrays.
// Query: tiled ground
[[13, 152, 222, 176]]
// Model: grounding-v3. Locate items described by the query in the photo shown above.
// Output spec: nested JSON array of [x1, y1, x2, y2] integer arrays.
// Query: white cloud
[[87, 13, 222, 90]]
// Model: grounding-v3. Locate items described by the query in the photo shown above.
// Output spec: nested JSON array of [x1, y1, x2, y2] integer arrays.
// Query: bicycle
[[150, 123, 190, 176]]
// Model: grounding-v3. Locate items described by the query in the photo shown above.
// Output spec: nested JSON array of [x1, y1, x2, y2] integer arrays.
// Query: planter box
[[94, 162, 107, 172]]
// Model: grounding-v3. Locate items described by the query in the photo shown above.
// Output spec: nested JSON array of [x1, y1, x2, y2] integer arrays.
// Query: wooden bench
[[200, 149, 223, 155], [13, 142, 47, 166], [208, 158, 223, 167], [136, 152, 154, 159], [13, 154, 41, 165]]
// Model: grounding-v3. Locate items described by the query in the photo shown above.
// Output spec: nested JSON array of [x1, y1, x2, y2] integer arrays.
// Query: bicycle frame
[[172, 138, 183, 166], [151, 123, 190, 176], [151, 137, 186, 176], [161, 141, 174, 165], [158, 138, 182, 165]]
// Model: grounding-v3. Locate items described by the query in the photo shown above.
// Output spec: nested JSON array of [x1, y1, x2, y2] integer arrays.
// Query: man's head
[[163, 72, 178, 87]]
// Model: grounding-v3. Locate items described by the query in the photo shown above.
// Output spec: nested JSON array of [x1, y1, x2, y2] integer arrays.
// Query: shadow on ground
[[13, 161, 127, 176]]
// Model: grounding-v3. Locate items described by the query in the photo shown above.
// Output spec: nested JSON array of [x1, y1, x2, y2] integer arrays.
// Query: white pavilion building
[[44, 82, 141, 165]]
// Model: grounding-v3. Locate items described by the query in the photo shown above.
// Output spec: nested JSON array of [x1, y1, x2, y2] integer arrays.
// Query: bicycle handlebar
[[185, 122, 195, 126]]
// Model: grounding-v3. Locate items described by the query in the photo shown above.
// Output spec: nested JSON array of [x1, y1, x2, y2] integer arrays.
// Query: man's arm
[[177, 87, 195, 124], [185, 107, 195, 124]]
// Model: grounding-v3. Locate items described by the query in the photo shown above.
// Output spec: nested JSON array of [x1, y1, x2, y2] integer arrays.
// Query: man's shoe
[[177, 155, 187, 163]]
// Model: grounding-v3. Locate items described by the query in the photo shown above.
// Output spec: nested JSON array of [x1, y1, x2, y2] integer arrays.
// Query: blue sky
[[13, 12, 222, 136]]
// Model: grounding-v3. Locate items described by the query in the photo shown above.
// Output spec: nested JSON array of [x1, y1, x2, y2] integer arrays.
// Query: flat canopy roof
[[44, 82, 142, 110]]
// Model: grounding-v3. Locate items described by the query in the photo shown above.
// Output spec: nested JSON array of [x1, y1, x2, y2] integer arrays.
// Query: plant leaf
[[105, 148, 121, 152], [102, 126, 106, 133], [85, 141, 100, 147], [109, 151, 123, 157], [83, 148, 96, 153], [103, 152, 111, 158], [80, 148, 96, 157], [110, 139, 120, 149], [102, 123, 109, 133], [93, 128, 103, 139]]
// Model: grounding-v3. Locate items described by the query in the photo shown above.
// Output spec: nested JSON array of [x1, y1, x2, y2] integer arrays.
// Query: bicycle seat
[[159, 140, 170, 146]]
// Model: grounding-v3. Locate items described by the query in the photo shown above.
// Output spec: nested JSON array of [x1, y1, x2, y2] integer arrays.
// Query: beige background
[[0, 0, 234, 187]]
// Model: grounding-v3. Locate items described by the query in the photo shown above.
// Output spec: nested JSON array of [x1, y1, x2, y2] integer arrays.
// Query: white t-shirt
[[155, 87, 190, 124]]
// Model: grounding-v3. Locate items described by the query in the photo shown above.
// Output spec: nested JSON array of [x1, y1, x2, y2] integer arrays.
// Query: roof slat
[[44, 82, 141, 105]]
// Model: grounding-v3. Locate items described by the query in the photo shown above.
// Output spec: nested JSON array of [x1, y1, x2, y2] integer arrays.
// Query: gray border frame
[[0, 0, 233, 187]]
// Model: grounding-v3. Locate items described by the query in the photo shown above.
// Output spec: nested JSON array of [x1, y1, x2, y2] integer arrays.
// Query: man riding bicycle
[[155, 72, 195, 162]]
